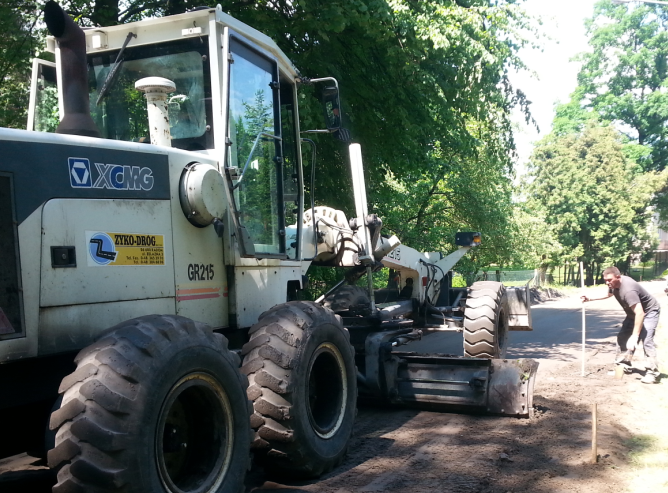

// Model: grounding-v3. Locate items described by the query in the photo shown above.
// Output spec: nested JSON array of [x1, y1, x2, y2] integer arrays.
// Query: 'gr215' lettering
[[188, 263, 214, 281]]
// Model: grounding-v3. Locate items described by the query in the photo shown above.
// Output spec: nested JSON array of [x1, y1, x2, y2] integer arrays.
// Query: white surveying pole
[[580, 261, 586, 376]]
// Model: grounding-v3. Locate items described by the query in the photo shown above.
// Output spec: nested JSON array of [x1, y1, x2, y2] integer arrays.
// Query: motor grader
[[0, 3, 535, 492]]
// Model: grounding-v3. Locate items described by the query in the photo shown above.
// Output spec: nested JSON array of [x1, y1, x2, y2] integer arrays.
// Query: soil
[[1, 284, 666, 493], [242, 284, 667, 493], [242, 365, 659, 493]]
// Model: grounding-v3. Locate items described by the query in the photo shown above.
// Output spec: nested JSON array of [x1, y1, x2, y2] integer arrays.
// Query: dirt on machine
[[0, 3, 537, 492]]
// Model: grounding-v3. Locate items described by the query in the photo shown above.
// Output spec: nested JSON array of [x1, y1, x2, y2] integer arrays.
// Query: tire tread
[[241, 301, 355, 477], [49, 315, 251, 493], [463, 282, 508, 358]]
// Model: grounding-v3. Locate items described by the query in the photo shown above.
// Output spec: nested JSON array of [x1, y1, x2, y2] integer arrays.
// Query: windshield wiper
[[95, 31, 136, 106]]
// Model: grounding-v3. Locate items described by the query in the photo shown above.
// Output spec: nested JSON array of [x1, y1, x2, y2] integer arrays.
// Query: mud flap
[[382, 352, 539, 417]]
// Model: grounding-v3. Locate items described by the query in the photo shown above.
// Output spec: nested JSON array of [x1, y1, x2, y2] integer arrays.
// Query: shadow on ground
[[245, 384, 640, 493]]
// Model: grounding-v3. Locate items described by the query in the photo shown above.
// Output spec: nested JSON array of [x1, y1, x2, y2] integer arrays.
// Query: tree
[[526, 124, 668, 284], [508, 200, 561, 272], [222, 1, 535, 219], [574, 0, 668, 173], [0, 1, 44, 129], [3, 0, 539, 278]]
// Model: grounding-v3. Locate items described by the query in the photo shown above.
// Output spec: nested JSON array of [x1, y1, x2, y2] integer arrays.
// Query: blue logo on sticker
[[89, 233, 117, 265], [68, 157, 155, 191], [69, 158, 92, 188]]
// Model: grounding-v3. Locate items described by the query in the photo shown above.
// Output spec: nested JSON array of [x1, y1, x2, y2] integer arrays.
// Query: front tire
[[241, 301, 357, 478], [48, 315, 251, 493], [463, 281, 509, 358]]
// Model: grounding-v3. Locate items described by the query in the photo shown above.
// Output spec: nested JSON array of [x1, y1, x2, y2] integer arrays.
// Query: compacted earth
[[1, 283, 666, 493], [243, 283, 667, 493]]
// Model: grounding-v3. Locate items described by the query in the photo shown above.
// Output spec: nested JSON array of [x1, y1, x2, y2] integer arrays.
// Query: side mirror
[[299, 76, 351, 141], [322, 85, 341, 131]]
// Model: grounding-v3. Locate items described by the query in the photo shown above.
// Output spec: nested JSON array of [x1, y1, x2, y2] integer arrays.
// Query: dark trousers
[[616, 310, 660, 371]]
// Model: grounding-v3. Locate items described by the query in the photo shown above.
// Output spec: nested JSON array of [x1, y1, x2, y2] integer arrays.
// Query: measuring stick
[[580, 261, 586, 377]]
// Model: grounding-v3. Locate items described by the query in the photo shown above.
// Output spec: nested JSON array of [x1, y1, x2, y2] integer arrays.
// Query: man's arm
[[627, 303, 645, 350], [581, 292, 613, 302]]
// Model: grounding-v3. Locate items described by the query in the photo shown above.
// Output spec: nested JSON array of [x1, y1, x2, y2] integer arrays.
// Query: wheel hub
[[306, 342, 347, 439], [156, 372, 233, 493]]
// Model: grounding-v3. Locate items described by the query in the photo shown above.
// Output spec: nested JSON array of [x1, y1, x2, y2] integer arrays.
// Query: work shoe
[[641, 371, 660, 384], [616, 359, 633, 373]]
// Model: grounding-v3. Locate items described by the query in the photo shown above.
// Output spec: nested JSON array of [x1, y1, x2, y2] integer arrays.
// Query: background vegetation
[[517, 0, 668, 285], [4, 0, 668, 287]]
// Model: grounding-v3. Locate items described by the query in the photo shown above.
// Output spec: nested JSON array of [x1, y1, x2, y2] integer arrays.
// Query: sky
[[511, 0, 600, 170]]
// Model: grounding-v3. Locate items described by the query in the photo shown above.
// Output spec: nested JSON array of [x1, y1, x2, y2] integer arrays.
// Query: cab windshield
[[88, 39, 212, 150]]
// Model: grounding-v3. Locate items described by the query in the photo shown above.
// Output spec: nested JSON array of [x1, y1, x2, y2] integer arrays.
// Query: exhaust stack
[[43, 1, 100, 138]]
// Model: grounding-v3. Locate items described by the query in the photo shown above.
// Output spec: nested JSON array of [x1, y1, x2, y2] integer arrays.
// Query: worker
[[581, 266, 661, 384], [399, 277, 414, 299]]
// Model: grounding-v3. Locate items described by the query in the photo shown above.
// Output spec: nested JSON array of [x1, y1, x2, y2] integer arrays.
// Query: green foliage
[[302, 266, 346, 300], [0, 1, 44, 129], [451, 274, 467, 288], [2, 0, 538, 285], [574, 0, 668, 173], [526, 123, 668, 284], [222, 0, 536, 266], [551, 93, 598, 137], [507, 200, 561, 269], [557, 0, 668, 224]]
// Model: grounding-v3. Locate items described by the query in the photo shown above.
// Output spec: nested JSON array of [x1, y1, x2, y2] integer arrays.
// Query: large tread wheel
[[322, 285, 370, 313], [240, 301, 357, 478], [463, 281, 509, 359], [48, 315, 252, 493]]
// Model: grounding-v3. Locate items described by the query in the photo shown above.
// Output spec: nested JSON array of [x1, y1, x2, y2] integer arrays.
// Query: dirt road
[[2, 281, 666, 492]]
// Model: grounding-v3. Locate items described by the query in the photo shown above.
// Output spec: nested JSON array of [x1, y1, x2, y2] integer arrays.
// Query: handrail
[[232, 131, 281, 190]]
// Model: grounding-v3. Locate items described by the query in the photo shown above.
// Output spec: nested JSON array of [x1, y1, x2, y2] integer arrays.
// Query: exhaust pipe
[[43, 1, 100, 138]]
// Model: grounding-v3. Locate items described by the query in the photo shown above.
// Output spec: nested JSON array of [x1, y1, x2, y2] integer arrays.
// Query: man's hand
[[626, 335, 638, 351], [580, 295, 589, 303]]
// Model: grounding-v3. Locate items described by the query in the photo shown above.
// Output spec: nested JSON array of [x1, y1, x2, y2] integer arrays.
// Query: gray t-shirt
[[609, 276, 660, 318]]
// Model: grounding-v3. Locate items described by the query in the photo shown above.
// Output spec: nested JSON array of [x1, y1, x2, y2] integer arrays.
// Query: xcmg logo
[[68, 157, 155, 191]]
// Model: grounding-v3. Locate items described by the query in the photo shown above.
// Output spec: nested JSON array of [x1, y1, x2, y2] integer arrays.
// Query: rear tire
[[322, 285, 369, 313], [463, 282, 508, 358], [241, 301, 357, 478], [48, 315, 251, 493]]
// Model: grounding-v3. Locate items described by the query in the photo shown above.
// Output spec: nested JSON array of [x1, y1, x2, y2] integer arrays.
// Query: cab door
[[226, 36, 286, 258]]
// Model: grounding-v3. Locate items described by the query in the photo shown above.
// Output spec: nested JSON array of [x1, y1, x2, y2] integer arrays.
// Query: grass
[[624, 305, 668, 493], [625, 426, 668, 492]]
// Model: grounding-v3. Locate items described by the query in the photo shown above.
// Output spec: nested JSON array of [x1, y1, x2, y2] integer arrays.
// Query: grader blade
[[387, 353, 538, 417], [507, 284, 533, 331]]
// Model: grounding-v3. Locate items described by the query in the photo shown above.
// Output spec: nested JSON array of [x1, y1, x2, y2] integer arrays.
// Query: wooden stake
[[591, 403, 598, 464]]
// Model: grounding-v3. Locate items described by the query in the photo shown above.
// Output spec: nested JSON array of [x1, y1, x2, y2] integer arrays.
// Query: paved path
[[407, 280, 666, 371]]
